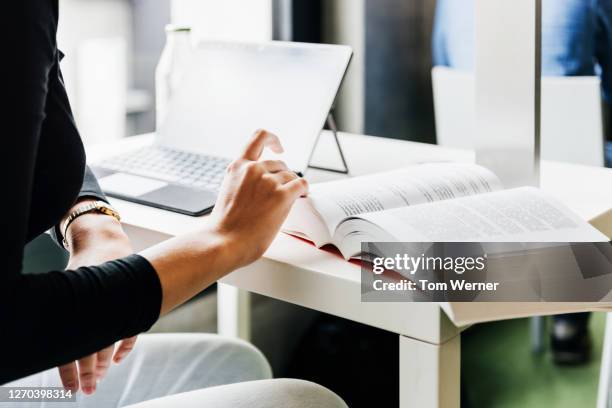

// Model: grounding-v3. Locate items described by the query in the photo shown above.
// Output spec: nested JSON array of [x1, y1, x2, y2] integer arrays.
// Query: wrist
[[203, 221, 250, 272], [61, 198, 126, 250], [66, 212, 129, 253]]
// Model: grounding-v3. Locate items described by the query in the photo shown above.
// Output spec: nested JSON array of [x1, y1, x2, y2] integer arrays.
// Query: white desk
[[88, 131, 612, 408]]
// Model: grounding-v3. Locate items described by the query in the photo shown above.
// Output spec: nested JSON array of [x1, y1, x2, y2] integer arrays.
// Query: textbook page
[[283, 197, 334, 247], [590, 209, 612, 239], [307, 163, 503, 237], [355, 187, 607, 243]]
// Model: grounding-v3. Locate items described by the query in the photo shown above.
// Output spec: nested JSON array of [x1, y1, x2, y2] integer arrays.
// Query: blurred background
[[28, 1, 609, 407], [56, 0, 438, 145]]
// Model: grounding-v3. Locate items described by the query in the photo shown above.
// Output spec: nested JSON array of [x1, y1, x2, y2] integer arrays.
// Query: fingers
[[57, 338, 131, 397], [58, 362, 79, 392], [77, 354, 97, 395], [234, 129, 307, 199], [260, 160, 289, 173], [58, 345, 115, 395], [267, 170, 299, 185], [113, 336, 137, 364], [95, 345, 114, 381], [241, 129, 283, 161], [282, 177, 309, 198], [268, 169, 309, 197]]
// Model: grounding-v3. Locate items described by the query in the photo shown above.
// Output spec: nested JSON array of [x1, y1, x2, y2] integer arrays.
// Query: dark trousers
[[554, 312, 590, 330]]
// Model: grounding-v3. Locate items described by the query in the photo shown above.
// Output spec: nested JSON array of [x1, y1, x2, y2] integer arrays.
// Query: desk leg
[[217, 283, 251, 341], [400, 334, 460, 408]]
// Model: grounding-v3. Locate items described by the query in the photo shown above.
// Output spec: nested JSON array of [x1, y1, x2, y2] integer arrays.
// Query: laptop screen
[[158, 41, 353, 172]]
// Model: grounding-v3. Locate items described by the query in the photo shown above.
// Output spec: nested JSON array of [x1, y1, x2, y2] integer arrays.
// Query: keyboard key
[[97, 146, 230, 191]]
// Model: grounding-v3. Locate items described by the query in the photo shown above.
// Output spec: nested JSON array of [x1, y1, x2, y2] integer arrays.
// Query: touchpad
[[99, 173, 168, 196], [139, 184, 217, 215], [98, 173, 217, 216]]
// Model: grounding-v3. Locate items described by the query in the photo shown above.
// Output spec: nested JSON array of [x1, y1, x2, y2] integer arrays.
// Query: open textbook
[[283, 162, 611, 326], [283, 162, 608, 259]]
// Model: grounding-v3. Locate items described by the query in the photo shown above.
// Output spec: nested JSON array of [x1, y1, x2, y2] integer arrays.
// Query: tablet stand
[[306, 112, 350, 174]]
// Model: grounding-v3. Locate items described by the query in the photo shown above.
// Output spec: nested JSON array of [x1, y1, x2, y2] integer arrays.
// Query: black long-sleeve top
[[0, 2, 162, 383]]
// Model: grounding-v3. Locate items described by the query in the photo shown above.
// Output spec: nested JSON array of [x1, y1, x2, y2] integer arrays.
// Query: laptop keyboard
[[97, 146, 230, 192]]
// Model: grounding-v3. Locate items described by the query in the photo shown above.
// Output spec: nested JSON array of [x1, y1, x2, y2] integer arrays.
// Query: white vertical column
[[322, 0, 366, 134], [217, 282, 251, 341], [399, 334, 461, 408], [475, 0, 541, 188], [597, 313, 612, 408]]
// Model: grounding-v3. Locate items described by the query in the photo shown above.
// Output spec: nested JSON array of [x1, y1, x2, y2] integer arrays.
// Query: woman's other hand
[[59, 207, 137, 395], [209, 129, 309, 268]]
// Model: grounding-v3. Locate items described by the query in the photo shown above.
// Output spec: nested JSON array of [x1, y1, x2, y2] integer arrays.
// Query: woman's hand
[[142, 129, 309, 315], [58, 204, 137, 394], [209, 129, 309, 268]]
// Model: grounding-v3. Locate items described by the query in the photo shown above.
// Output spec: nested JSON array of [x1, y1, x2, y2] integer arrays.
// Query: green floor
[[463, 313, 606, 408]]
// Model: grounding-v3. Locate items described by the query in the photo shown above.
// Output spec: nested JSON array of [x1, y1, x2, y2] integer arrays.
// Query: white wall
[[171, 0, 273, 41], [58, 0, 132, 101], [57, 0, 132, 143]]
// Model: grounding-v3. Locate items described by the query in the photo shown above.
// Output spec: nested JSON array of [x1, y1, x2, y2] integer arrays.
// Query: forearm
[[61, 198, 243, 316], [140, 222, 246, 315]]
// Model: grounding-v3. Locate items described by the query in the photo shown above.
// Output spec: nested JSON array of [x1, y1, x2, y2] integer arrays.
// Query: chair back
[[432, 66, 604, 166]]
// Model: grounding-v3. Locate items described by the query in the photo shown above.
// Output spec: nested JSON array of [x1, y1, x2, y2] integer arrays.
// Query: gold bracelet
[[62, 200, 121, 249]]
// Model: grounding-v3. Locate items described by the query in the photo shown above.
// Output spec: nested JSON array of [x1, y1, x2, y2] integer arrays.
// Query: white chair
[[432, 65, 605, 166]]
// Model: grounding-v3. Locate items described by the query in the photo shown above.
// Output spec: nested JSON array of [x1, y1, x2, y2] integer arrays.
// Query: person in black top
[[1, 2, 349, 407]]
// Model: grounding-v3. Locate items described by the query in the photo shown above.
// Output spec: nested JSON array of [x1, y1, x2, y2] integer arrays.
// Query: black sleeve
[[1, 255, 161, 383], [0, 2, 162, 384], [81, 165, 108, 202]]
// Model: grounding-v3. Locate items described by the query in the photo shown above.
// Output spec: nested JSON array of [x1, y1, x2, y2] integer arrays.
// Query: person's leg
[[551, 312, 591, 365], [124, 379, 348, 408], [5, 333, 272, 408]]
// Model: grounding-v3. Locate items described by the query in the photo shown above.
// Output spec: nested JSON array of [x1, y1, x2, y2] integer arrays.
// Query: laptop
[[92, 41, 353, 216]]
